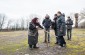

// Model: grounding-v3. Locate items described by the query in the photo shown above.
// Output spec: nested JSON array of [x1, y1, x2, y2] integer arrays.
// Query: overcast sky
[[0, 0, 85, 20]]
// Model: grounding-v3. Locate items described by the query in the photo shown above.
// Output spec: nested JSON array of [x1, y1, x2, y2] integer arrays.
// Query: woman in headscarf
[[28, 17, 43, 50]]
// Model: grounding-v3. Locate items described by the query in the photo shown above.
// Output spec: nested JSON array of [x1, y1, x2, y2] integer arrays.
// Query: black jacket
[[66, 19, 73, 30]]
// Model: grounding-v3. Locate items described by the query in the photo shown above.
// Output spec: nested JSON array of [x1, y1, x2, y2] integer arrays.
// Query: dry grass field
[[0, 29, 85, 55]]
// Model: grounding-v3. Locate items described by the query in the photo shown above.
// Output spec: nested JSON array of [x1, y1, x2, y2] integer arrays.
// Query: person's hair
[[57, 11, 62, 14], [54, 14, 57, 16], [68, 16, 70, 18], [45, 14, 50, 19], [53, 14, 57, 20], [62, 13, 65, 17], [31, 17, 38, 24]]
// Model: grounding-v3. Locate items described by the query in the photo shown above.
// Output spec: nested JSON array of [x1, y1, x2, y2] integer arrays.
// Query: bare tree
[[12, 20, 20, 31], [11, 24, 16, 30], [26, 19, 29, 30], [79, 8, 85, 21], [15, 22, 19, 30], [0, 14, 6, 31], [26, 16, 31, 30], [7, 20, 12, 30], [21, 18, 24, 30], [78, 8, 85, 28]]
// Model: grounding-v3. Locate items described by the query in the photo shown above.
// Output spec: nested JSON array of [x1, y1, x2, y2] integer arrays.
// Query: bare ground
[[0, 29, 85, 55]]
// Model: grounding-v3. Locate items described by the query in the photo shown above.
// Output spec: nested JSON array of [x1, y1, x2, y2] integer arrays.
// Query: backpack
[[43, 19, 51, 28]]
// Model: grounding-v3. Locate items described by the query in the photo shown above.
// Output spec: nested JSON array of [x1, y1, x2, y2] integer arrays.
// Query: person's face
[[57, 13, 60, 16], [36, 19, 39, 23], [54, 15, 57, 17], [45, 14, 49, 18], [68, 17, 70, 20]]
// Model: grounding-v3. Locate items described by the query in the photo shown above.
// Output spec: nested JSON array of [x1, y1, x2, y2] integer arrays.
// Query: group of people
[[28, 11, 73, 50]]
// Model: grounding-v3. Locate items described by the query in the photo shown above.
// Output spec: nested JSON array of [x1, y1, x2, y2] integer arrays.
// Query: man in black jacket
[[52, 14, 58, 44], [42, 14, 52, 43], [66, 16, 73, 40]]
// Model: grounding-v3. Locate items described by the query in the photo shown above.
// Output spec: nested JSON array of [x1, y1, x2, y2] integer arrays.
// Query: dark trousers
[[56, 37, 59, 44], [58, 36, 66, 47], [67, 29, 72, 40], [54, 29, 58, 43]]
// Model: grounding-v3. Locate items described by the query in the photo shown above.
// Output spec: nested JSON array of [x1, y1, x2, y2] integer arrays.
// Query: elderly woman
[[28, 17, 43, 50]]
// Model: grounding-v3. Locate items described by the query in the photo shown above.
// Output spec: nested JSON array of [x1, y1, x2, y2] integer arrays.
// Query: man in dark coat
[[28, 17, 43, 50], [66, 16, 73, 40], [52, 14, 58, 44], [42, 14, 52, 43], [56, 11, 66, 48]]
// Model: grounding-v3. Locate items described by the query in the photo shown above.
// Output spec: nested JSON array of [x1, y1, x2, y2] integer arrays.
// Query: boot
[[33, 44, 39, 49]]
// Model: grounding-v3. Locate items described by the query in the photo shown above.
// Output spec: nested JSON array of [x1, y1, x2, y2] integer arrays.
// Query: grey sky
[[0, 0, 85, 19]]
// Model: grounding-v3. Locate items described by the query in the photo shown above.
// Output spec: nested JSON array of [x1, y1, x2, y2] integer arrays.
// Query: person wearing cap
[[66, 16, 73, 40], [42, 14, 52, 43]]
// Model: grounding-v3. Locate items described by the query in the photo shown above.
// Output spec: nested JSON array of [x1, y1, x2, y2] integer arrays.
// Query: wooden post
[[75, 13, 79, 28]]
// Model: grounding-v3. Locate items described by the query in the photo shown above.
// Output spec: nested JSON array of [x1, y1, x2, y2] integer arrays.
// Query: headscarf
[[31, 17, 38, 24]]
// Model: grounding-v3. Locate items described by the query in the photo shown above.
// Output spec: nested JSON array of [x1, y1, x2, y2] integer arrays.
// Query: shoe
[[67, 39, 69, 40], [69, 39, 71, 41], [67, 39, 71, 41], [29, 48, 33, 50], [48, 42, 50, 43], [58, 46, 62, 48], [63, 44, 67, 48], [55, 42, 58, 44], [43, 41, 47, 43], [33, 47, 39, 49]]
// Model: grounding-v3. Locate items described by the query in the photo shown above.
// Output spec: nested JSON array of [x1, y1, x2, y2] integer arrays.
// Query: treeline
[[0, 14, 41, 31], [0, 14, 30, 31], [0, 8, 85, 31]]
